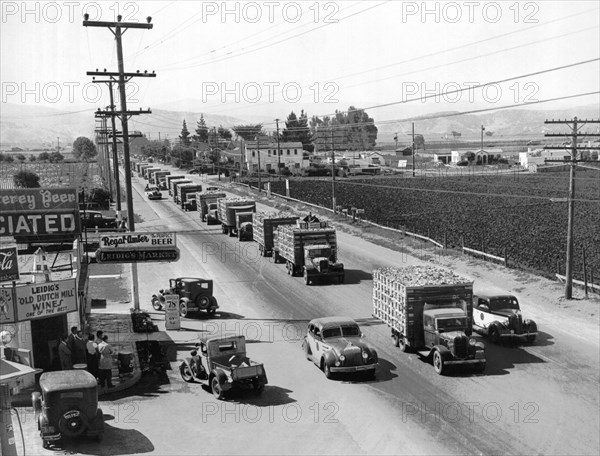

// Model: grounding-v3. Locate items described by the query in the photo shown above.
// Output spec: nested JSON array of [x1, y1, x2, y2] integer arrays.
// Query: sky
[[1, 0, 599, 133]]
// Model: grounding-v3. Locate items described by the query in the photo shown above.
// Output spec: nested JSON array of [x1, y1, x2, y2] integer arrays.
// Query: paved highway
[[16, 169, 599, 455]]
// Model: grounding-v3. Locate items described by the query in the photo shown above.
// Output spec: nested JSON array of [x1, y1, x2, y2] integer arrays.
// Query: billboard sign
[[0, 188, 80, 239], [15, 278, 78, 321]]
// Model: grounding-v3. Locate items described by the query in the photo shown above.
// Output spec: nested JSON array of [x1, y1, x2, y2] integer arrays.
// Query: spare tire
[[59, 409, 87, 438]]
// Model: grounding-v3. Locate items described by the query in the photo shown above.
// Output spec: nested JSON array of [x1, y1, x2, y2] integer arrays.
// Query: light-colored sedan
[[302, 316, 378, 379]]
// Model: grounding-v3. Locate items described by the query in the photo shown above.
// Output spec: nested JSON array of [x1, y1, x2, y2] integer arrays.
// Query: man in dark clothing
[[72, 330, 87, 365], [86, 334, 99, 378], [67, 326, 78, 353]]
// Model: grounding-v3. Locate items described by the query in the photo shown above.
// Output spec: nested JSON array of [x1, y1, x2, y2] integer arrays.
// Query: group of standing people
[[57, 327, 115, 388]]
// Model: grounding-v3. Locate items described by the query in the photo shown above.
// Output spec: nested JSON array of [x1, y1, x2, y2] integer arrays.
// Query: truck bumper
[[445, 359, 486, 365], [500, 331, 537, 338], [330, 363, 377, 373]]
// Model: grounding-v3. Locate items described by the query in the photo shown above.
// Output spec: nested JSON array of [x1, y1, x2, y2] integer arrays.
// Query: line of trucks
[[135, 162, 538, 375]]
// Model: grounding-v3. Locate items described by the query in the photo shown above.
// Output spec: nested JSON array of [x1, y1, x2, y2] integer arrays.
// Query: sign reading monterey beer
[[0, 188, 80, 237]]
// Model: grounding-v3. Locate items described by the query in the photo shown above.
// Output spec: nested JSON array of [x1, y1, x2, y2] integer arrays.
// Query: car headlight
[[469, 338, 477, 346], [334, 361, 340, 367], [362, 351, 369, 359], [339, 355, 345, 362]]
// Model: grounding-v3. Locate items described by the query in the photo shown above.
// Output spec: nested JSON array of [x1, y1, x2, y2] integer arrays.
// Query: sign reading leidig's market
[[15, 278, 77, 321], [99, 232, 176, 249]]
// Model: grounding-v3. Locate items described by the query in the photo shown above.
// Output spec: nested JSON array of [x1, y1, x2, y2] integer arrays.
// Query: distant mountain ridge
[[1, 102, 598, 149]]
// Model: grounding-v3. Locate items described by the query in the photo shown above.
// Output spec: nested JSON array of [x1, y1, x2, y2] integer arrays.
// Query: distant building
[[244, 141, 308, 174]]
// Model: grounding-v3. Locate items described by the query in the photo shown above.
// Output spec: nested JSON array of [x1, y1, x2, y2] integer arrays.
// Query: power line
[[158, 1, 390, 72]]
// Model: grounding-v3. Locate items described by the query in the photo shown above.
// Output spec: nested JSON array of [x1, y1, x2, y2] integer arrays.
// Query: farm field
[[259, 170, 600, 282], [0, 162, 102, 189]]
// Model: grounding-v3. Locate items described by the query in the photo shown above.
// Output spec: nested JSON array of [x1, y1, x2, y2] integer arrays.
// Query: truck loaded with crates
[[216, 197, 256, 236], [170, 179, 192, 198], [143, 167, 161, 180], [273, 216, 344, 285], [372, 266, 486, 375], [152, 170, 171, 188], [196, 191, 227, 222], [176, 183, 203, 207], [253, 212, 300, 257], [165, 175, 186, 195]]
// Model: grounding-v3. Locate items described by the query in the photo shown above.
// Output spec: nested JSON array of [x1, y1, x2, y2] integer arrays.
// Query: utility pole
[[412, 123, 416, 178], [93, 80, 122, 211], [480, 125, 485, 153], [331, 128, 336, 212], [544, 116, 600, 299], [84, 14, 155, 232], [257, 134, 262, 192], [275, 118, 282, 180], [84, 14, 155, 311]]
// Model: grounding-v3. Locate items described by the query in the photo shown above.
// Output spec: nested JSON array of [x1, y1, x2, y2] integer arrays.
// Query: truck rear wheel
[[432, 350, 445, 375]]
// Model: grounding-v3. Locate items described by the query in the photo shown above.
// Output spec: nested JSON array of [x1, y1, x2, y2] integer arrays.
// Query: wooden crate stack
[[217, 197, 255, 225], [373, 266, 472, 338], [275, 223, 337, 264], [253, 211, 299, 247]]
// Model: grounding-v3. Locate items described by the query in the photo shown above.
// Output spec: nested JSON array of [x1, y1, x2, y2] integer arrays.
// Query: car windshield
[[322, 327, 342, 338], [436, 317, 467, 331], [322, 324, 360, 338], [488, 296, 520, 311], [340, 325, 360, 337]]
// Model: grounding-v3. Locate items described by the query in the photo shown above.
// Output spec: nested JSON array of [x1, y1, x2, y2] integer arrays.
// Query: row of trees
[[0, 151, 65, 162], [177, 107, 380, 155]]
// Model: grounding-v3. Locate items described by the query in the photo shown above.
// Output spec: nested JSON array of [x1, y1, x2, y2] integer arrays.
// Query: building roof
[[246, 141, 303, 149]]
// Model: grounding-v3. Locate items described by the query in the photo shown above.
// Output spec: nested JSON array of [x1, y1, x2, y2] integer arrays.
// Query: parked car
[[188, 169, 200, 174], [32, 370, 104, 449], [302, 316, 378, 379], [151, 277, 219, 317]]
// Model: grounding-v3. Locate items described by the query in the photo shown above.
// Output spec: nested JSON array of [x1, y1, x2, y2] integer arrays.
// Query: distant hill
[[377, 105, 600, 143], [2, 102, 598, 150]]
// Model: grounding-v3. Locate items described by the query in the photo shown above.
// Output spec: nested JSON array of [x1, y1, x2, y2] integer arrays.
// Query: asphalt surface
[[12, 168, 599, 456]]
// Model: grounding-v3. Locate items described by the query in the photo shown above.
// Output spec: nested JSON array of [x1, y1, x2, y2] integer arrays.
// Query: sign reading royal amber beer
[[0, 188, 80, 239], [95, 232, 179, 263], [15, 278, 77, 321], [98, 232, 176, 249]]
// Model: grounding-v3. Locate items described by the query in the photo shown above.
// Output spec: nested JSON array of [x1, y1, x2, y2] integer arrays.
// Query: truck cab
[[422, 306, 485, 375], [206, 203, 219, 224], [303, 244, 345, 284]]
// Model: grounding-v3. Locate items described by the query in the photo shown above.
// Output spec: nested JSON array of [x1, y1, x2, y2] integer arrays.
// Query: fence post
[[583, 246, 588, 298]]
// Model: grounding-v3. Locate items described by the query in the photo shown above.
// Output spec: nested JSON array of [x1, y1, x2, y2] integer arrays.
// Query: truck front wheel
[[432, 350, 445, 375], [211, 376, 224, 400], [304, 270, 310, 285]]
